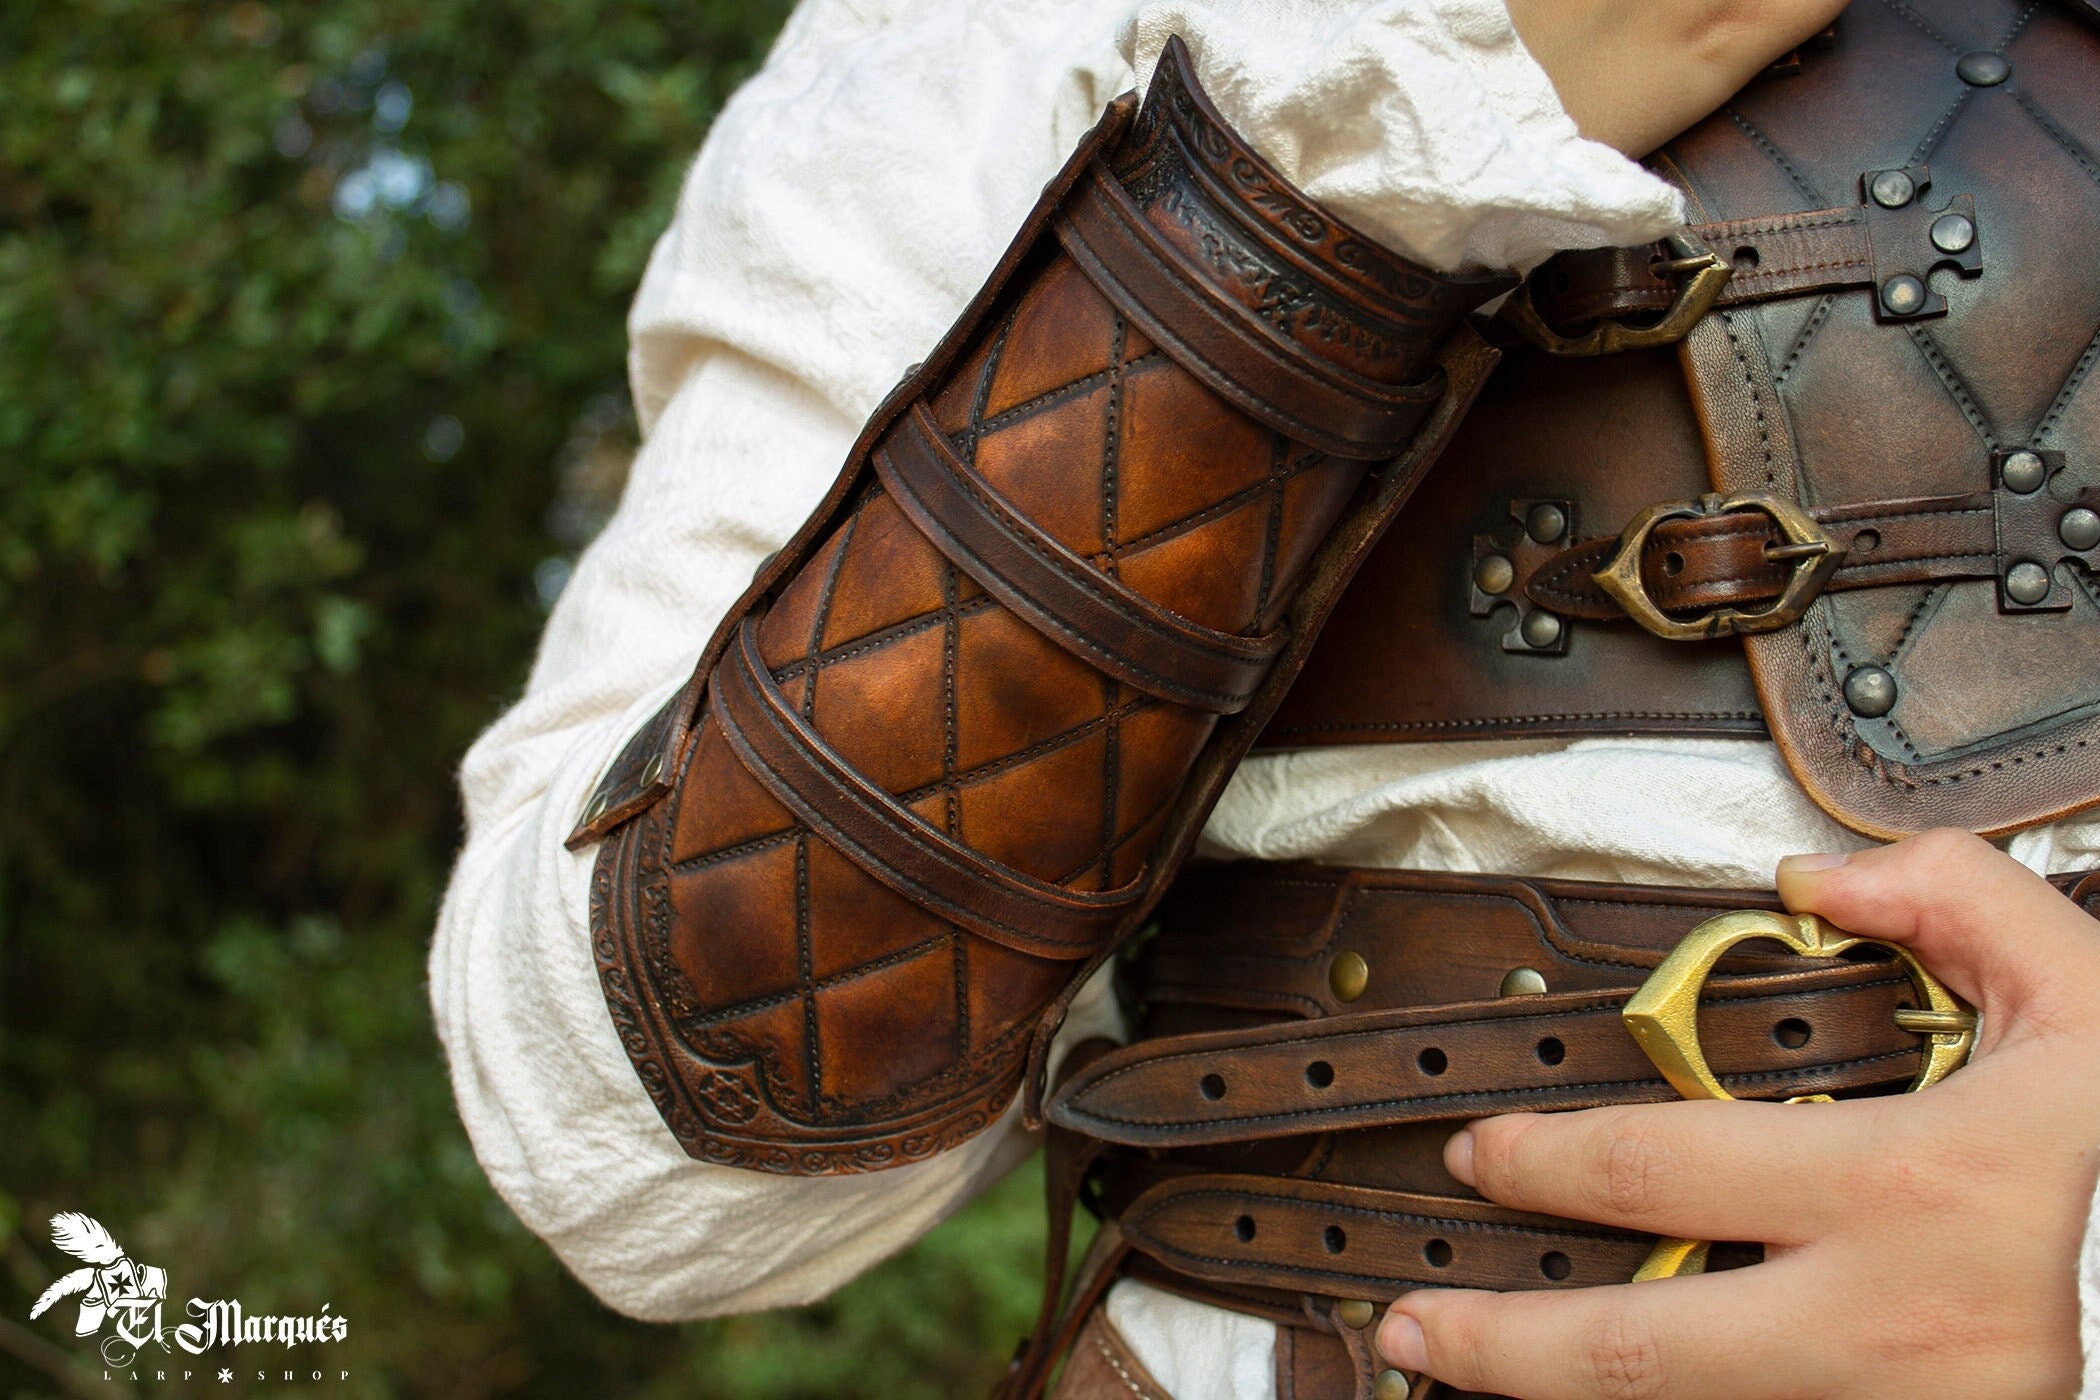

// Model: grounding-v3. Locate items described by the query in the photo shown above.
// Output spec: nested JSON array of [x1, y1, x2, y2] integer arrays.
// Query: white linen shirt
[[426, 2, 2100, 1394]]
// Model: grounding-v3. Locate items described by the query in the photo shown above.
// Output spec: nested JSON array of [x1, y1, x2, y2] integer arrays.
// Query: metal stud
[[2005, 560, 2052, 605], [582, 791, 609, 825], [1956, 51, 2010, 87], [639, 753, 664, 787], [1868, 168, 1915, 209], [1520, 610, 1564, 650], [1879, 274, 1926, 317], [1500, 966, 1549, 997], [1842, 664, 1898, 719], [1337, 1299, 1376, 1329], [1373, 1371, 1413, 1400], [1329, 951, 1370, 1004], [1473, 554, 1515, 596], [1525, 502, 1567, 543], [1929, 213, 1976, 254], [2061, 508, 2100, 552], [2002, 451, 2047, 494]]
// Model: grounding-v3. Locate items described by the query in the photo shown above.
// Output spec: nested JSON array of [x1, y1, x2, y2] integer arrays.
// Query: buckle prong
[[1621, 910, 1975, 1281], [1507, 231, 1732, 356], [1595, 491, 1840, 641]]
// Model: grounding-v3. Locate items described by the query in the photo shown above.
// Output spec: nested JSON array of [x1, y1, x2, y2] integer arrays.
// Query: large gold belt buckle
[[1620, 910, 1977, 1280]]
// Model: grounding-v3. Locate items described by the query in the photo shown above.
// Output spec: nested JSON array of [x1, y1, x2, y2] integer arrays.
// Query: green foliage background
[[0, 3, 1051, 1395]]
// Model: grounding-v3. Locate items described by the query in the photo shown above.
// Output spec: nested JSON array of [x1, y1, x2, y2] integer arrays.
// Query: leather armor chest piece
[[1266, 0, 2100, 842]]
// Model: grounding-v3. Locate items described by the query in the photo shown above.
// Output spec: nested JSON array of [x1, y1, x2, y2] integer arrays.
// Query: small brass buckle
[[1593, 491, 1841, 641], [1620, 910, 1977, 1280], [1506, 232, 1733, 356]]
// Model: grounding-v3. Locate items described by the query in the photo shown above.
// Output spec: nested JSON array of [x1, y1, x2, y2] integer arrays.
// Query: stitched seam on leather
[[1725, 107, 1827, 207], [1094, 1331, 1163, 1400], [1903, 324, 1996, 450], [2038, 328, 2100, 446], [1103, 446, 1330, 562], [671, 934, 953, 1031], [1135, 1187, 1636, 1242], [2012, 87, 2100, 187], [769, 594, 998, 683], [1719, 310, 1781, 491], [969, 348, 1167, 440], [1774, 295, 1835, 388], [895, 696, 1154, 805], [666, 823, 799, 877], [1907, 88, 1970, 166], [1878, 0, 1961, 57], [2000, 1, 2042, 50]]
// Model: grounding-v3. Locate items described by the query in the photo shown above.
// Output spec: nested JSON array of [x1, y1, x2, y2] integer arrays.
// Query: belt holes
[[1663, 551, 1686, 576], [1852, 527, 1881, 556], [1305, 1060, 1335, 1089], [1535, 1036, 1566, 1067], [1733, 245, 1761, 272], [1235, 1215, 1257, 1243], [1323, 1225, 1347, 1255], [1199, 1073, 1227, 1101], [1423, 1239, 1453, 1269], [1774, 1017, 1813, 1050], [1417, 1047, 1449, 1076], [1541, 1251, 1572, 1281]]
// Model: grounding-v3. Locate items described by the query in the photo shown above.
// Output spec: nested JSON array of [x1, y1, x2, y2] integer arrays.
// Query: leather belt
[[1053, 862, 2099, 1304], [1525, 490, 1998, 622]]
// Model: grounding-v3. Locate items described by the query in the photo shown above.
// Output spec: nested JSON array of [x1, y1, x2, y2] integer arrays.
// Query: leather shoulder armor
[[1266, 0, 2100, 840]]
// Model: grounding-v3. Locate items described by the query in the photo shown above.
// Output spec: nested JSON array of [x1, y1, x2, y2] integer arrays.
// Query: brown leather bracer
[[566, 39, 1511, 1174]]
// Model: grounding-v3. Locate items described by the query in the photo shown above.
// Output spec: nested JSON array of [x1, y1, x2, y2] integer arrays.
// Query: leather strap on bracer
[[568, 37, 1513, 1175]]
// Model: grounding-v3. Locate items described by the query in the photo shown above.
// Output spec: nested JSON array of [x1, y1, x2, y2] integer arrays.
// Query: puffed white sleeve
[[429, 0, 1683, 1324]]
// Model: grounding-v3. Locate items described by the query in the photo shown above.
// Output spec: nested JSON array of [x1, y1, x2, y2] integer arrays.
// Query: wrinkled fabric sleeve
[[429, 0, 1682, 1322]]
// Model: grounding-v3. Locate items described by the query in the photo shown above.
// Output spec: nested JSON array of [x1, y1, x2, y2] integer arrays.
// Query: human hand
[[1376, 829, 2100, 1399], [1505, 0, 1852, 156]]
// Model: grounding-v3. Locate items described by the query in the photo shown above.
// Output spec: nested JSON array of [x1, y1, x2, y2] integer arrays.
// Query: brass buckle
[[1506, 232, 1733, 356], [1593, 491, 1841, 641], [1620, 910, 1978, 1280]]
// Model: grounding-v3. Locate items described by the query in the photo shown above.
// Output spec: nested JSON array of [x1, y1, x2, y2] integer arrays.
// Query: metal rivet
[[1525, 502, 1567, 543], [1879, 274, 1926, 317], [1473, 554, 1515, 596], [1500, 966, 1549, 997], [1842, 664, 1898, 719], [2002, 450, 2047, 494], [1520, 610, 1563, 649], [1956, 51, 2010, 86], [1868, 168, 1915, 208], [1337, 1299, 1376, 1329], [1329, 951, 1370, 1004], [1929, 212, 1975, 254], [1373, 1370, 1412, 1400], [2061, 508, 2100, 552], [639, 753, 664, 787], [583, 792, 609, 824], [2005, 560, 2052, 605]]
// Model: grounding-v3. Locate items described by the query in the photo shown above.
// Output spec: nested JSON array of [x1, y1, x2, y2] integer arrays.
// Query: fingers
[[1449, 1100, 1854, 1242], [1379, 1262, 1833, 1400], [1776, 830, 2100, 1031]]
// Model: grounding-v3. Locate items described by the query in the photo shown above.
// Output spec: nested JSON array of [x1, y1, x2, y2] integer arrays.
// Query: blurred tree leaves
[[0, 2, 1053, 1395]]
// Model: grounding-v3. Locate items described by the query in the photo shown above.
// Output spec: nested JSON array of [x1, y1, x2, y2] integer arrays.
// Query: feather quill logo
[[27, 1212, 173, 1366], [28, 1208, 354, 1374]]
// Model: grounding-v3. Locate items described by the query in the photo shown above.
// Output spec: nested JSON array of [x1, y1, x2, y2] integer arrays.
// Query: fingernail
[[1444, 1127, 1476, 1186], [1378, 1313, 1426, 1371], [1778, 851, 1850, 876]]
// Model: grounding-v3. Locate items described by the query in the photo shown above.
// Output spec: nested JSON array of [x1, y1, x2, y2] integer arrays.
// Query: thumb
[[1776, 829, 2100, 1036]]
